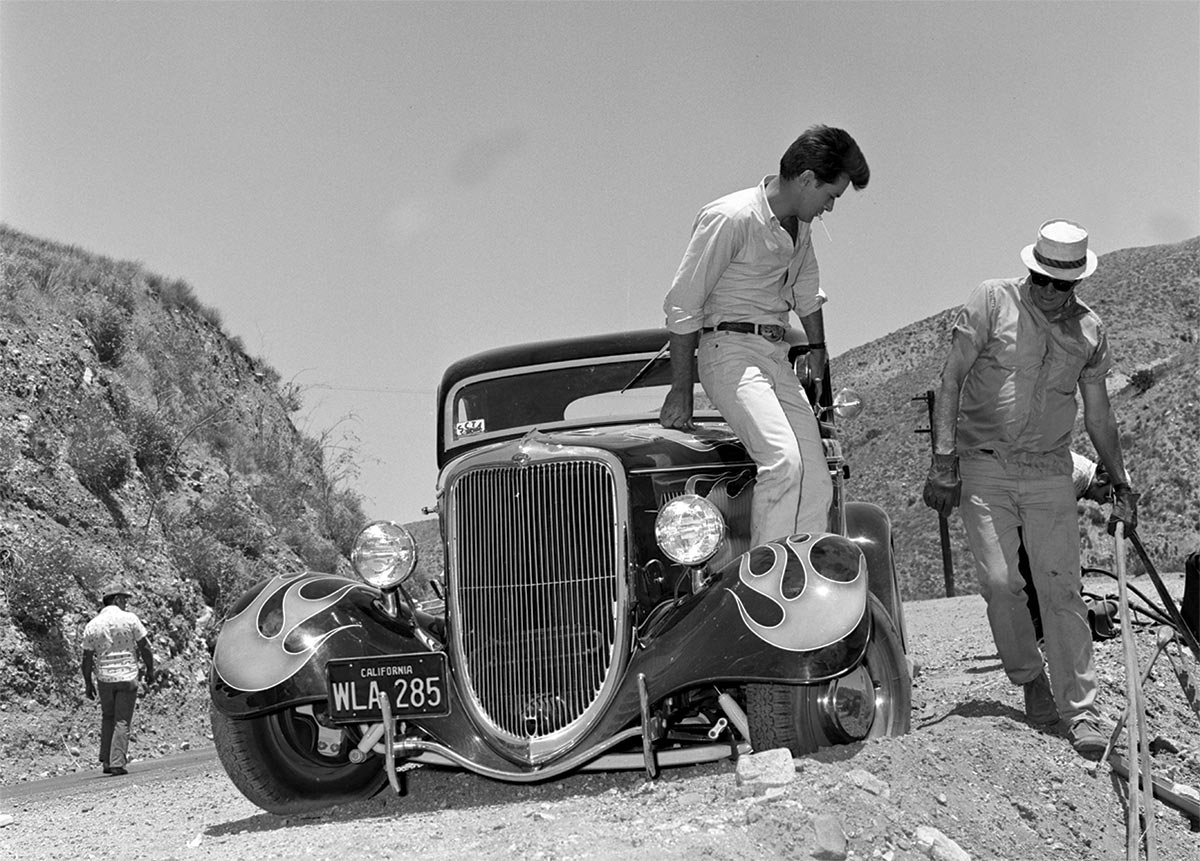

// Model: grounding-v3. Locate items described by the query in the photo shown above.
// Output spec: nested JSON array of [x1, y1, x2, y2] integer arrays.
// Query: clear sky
[[3, 1, 1197, 525]]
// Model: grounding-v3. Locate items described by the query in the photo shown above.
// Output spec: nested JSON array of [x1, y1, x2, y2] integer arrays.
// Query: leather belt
[[701, 322, 787, 342]]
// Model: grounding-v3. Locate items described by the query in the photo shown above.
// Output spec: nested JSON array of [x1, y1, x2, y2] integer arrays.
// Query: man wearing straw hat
[[922, 219, 1139, 759], [81, 579, 156, 776]]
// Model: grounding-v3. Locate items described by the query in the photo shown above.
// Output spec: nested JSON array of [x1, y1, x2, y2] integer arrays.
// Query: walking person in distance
[[81, 579, 156, 776]]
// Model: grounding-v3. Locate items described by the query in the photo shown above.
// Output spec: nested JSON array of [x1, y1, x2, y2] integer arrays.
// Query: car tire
[[746, 594, 911, 755], [210, 701, 388, 814]]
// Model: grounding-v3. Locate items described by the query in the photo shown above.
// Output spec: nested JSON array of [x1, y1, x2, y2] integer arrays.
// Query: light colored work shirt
[[952, 278, 1111, 474], [663, 176, 824, 335], [81, 605, 147, 683], [1071, 451, 1098, 497]]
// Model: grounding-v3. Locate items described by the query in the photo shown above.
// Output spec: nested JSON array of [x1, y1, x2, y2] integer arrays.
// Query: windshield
[[448, 356, 714, 446]]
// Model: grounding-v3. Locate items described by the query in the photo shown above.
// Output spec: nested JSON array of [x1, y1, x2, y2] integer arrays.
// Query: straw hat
[[102, 578, 133, 600], [1020, 219, 1098, 281]]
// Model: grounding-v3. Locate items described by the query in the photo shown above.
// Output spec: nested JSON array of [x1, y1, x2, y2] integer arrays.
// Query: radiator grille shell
[[446, 446, 629, 763]]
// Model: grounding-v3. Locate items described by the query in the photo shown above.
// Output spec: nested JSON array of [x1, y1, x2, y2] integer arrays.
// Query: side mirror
[[832, 388, 864, 420]]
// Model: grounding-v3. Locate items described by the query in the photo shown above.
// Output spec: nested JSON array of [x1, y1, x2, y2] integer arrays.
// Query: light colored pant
[[959, 456, 1096, 723], [697, 330, 832, 547]]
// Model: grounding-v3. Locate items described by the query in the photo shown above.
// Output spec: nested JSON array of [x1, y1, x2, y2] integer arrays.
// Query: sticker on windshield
[[456, 419, 486, 437]]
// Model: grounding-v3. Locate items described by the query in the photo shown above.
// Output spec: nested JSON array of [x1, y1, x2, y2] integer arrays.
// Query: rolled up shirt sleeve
[[1079, 323, 1112, 382], [789, 242, 825, 318], [664, 209, 743, 334]]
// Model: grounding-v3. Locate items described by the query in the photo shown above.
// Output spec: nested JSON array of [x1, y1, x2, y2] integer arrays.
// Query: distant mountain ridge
[[833, 236, 1199, 598]]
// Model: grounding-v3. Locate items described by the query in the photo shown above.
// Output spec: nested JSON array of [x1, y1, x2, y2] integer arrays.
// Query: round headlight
[[655, 494, 726, 565], [351, 521, 419, 589]]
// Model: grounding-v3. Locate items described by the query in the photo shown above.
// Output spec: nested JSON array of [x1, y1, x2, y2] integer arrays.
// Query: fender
[[631, 531, 870, 692], [210, 571, 433, 718], [846, 501, 908, 653], [518, 531, 873, 763]]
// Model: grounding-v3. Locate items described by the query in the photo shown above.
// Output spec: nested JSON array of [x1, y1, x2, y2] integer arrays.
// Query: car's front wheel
[[746, 594, 911, 755], [211, 701, 388, 814]]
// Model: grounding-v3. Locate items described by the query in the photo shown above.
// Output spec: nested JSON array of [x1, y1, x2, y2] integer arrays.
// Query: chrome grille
[[450, 460, 622, 742]]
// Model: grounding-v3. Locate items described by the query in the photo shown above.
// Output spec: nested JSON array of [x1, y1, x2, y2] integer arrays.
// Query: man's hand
[[85, 684, 96, 701], [1107, 484, 1140, 535], [922, 453, 961, 518], [659, 386, 695, 432]]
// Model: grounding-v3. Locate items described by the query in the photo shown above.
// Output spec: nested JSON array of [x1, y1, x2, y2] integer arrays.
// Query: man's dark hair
[[780, 125, 870, 189]]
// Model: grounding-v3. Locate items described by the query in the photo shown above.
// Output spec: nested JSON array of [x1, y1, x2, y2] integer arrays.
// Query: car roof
[[438, 328, 671, 397]]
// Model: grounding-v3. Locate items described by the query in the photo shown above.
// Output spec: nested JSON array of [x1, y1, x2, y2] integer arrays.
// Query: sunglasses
[[1029, 271, 1078, 292]]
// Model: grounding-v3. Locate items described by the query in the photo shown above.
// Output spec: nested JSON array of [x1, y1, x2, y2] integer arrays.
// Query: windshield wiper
[[619, 341, 670, 393]]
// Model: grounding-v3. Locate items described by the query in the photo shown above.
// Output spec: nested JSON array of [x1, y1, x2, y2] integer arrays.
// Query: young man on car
[[659, 124, 870, 547], [921, 219, 1138, 759]]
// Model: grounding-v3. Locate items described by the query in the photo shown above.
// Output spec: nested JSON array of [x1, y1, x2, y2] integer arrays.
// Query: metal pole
[[1114, 522, 1157, 859], [913, 390, 955, 597]]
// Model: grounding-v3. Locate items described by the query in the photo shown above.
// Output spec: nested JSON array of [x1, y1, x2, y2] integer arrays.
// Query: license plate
[[325, 652, 450, 722]]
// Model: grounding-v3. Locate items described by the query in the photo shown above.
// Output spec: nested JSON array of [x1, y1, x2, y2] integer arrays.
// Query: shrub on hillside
[[188, 490, 271, 559], [249, 480, 306, 525], [66, 407, 131, 495], [1131, 368, 1156, 394], [122, 405, 179, 492], [2, 540, 98, 634], [68, 258, 139, 314], [319, 485, 366, 556], [282, 527, 342, 574], [0, 426, 18, 499], [147, 275, 204, 316], [279, 381, 304, 413], [169, 530, 284, 619], [169, 532, 235, 609], [74, 293, 128, 365]]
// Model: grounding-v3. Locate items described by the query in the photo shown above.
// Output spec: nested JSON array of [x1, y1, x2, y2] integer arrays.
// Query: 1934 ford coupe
[[209, 328, 912, 814]]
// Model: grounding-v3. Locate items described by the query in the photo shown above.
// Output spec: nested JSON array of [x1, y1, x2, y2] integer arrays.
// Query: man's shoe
[[1068, 719, 1108, 760], [1023, 671, 1059, 726], [103, 765, 112, 774], [106, 767, 128, 776]]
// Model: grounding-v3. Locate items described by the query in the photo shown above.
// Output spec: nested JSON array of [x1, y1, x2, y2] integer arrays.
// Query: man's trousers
[[959, 455, 1097, 724], [697, 330, 832, 547], [98, 680, 138, 769]]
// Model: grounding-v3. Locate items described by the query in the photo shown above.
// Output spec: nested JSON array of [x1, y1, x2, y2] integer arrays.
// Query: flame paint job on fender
[[212, 572, 369, 693], [729, 533, 867, 651]]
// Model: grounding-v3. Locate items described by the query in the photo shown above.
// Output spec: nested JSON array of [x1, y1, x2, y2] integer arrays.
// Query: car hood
[[486, 423, 753, 473]]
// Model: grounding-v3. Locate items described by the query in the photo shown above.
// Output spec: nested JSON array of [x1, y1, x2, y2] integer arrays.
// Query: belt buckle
[[761, 324, 785, 342]]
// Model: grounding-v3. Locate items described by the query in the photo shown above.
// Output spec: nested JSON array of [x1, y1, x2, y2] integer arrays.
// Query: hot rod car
[[210, 328, 912, 814]]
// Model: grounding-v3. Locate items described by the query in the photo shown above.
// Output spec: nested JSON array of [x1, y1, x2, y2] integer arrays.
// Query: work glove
[[1107, 484, 1140, 535], [922, 453, 961, 518]]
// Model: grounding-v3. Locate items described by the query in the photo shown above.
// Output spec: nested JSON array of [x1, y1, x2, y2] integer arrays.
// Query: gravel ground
[[3, 573, 1197, 860]]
